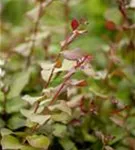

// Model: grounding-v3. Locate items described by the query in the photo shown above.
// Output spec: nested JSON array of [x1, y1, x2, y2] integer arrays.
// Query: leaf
[[104, 8, 122, 24], [55, 58, 62, 68], [26, 135, 50, 149], [20, 109, 33, 118], [51, 112, 70, 124], [21, 109, 51, 125], [53, 123, 67, 138], [7, 115, 25, 130], [127, 137, 135, 150], [129, 0, 135, 8], [6, 96, 27, 113], [60, 138, 77, 150], [7, 69, 31, 99], [49, 101, 71, 115], [14, 42, 32, 57], [110, 115, 124, 127], [14, 31, 50, 57], [67, 87, 77, 97], [71, 18, 79, 31], [109, 69, 128, 79], [29, 115, 51, 125], [0, 118, 5, 128], [1, 135, 23, 149], [82, 129, 97, 142], [26, 0, 53, 22], [40, 60, 75, 82], [67, 95, 83, 108], [1, 128, 13, 136], [105, 146, 114, 150], [42, 88, 55, 98], [0, 68, 5, 78], [40, 62, 54, 82], [60, 48, 84, 61], [0, 59, 5, 66], [71, 79, 87, 87], [56, 59, 76, 72], [22, 95, 43, 105], [94, 70, 107, 80], [105, 20, 116, 30], [21, 145, 38, 150], [2, 0, 27, 25]]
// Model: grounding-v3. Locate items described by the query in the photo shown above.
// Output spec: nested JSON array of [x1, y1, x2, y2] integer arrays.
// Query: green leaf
[[29, 114, 51, 125], [60, 138, 77, 150], [7, 115, 25, 130], [0, 118, 5, 128], [87, 0, 106, 16], [1, 135, 23, 149], [49, 101, 72, 115], [51, 112, 70, 124], [21, 109, 51, 125], [26, 135, 50, 149], [53, 123, 67, 138], [1, 128, 13, 136], [6, 96, 26, 113], [40, 60, 75, 82], [104, 8, 121, 24], [21, 145, 39, 150], [22, 95, 43, 105], [1, 0, 27, 25], [7, 69, 31, 99]]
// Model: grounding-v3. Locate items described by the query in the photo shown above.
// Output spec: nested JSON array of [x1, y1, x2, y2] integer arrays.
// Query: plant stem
[[26, 0, 53, 68], [48, 56, 89, 106], [64, 0, 70, 37], [26, 1, 43, 68]]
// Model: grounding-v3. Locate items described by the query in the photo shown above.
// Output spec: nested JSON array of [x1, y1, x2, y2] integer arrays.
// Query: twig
[[26, 1, 43, 68], [33, 30, 87, 114], [45, 30, 87, 88], [26, 0, 53, 68], [117, 0, 130, 25], [63, 0, 70, 37], [48, 56, 89, 106]]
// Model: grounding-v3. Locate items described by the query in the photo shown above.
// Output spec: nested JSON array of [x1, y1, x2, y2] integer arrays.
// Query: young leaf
[[105, 20, 116, 30], [71, 18, 79, 31], [60, 48, 84, 61], [71, 79, 87, 87]]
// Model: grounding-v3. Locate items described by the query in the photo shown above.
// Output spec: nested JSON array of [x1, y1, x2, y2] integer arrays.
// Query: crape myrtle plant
[[0, 0, 135, 150]]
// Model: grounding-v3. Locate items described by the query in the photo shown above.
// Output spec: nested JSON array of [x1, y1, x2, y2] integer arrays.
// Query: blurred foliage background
[[0, 0, 135, 150]]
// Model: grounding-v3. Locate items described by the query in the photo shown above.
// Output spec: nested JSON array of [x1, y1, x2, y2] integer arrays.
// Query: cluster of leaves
[[0, 0, 135, 150]]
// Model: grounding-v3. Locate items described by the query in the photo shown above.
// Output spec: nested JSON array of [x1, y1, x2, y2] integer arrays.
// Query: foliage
[[0, 0, 135, 150]]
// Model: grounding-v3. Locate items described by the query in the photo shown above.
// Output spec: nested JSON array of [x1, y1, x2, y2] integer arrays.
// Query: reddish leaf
[[71, 18, 79, 31], [60, 48, 84, 61], [105, 20, 116, 30], [71, 80, 87, 87]]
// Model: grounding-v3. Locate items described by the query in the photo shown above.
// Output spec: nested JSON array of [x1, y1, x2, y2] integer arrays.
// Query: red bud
[[71, 18, 79, 31], [105, 20, 116, 30]]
